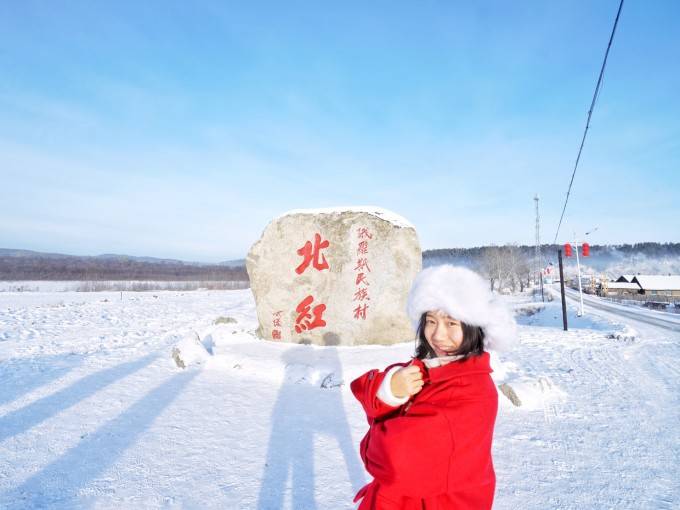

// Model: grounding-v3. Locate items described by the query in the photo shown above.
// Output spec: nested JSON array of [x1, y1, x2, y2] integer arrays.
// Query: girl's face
[[423, 310, 464, 357]]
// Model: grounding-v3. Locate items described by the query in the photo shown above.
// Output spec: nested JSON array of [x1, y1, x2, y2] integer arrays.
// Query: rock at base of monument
[[498, 383, 522, 407], [172, 331, 211, 369], [214, 316, 238, 325]]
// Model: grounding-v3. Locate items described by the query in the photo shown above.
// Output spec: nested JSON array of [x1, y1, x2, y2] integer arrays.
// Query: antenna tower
[[534, 194, 541, 285]]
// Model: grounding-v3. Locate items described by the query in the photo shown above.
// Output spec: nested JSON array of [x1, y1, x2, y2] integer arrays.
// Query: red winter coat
[[350, 352, 498, 509]]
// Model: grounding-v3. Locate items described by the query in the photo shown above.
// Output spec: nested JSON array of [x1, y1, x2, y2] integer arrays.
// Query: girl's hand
[[390, 365, 424, 398]]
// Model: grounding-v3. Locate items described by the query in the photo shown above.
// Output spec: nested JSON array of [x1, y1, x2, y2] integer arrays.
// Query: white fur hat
[[406, 264, 517, 352]]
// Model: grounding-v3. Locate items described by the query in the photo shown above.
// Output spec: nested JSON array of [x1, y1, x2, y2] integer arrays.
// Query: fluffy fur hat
[[406, 265, 517, 352]]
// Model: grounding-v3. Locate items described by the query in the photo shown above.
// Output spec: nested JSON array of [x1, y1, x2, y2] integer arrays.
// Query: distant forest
[[423, 242, 680, 264], [424, 242, 680, 266], [423, 242, 680, 285], [0, 252, 249, 281]]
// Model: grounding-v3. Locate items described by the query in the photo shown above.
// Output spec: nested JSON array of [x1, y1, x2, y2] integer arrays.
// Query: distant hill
[[0, 248, 248, 281], [0, 248, 244, 267]]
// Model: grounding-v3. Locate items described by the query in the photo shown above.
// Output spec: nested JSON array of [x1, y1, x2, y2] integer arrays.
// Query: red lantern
[[564, 243, 573, 257], [582, 242, 590, 257]]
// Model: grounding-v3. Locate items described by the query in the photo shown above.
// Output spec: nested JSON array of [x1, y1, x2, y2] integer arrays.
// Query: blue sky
[[1, 1, 678, 262]]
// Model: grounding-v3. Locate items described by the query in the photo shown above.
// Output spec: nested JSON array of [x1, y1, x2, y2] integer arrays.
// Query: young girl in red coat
[[351, 265, 517, 509]]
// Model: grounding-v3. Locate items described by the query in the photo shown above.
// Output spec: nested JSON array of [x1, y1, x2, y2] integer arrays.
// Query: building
[[629, 275, 680, 299], [602, 281, 641, 298], [603, 274, 680, 303]]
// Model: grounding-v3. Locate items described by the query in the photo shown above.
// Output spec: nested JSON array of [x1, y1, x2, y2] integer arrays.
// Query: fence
[[73, 280, 251, 292], [600, 294, 680, 313]]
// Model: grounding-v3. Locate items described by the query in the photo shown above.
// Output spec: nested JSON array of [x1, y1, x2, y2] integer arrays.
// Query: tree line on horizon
[[0, 255, 249, 282], [424, 242, 680, 292]]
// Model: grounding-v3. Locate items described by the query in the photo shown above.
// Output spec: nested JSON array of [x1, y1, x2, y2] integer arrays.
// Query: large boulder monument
[[246, 206, 422, 346]]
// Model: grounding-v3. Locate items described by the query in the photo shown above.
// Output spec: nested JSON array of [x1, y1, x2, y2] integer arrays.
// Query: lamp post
[[573, 227, 598, 317], [573, 231, 585, 316]]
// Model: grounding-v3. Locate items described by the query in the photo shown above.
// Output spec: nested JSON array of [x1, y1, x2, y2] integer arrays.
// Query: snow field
[[0, 289, 678, 509]]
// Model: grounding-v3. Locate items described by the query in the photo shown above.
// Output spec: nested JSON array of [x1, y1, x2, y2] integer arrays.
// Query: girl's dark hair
[[414, 312, 485, 360]]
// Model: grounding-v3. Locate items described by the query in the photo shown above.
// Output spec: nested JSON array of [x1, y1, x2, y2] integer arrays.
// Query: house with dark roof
[[603, 281, 641, 297]]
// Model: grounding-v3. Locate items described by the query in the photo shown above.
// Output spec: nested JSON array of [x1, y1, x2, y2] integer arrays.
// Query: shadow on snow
[[0, 353, 83, 408], [1, 368, 199, 508], [257, 339, 366, 510], [0, 354, 156, 443]]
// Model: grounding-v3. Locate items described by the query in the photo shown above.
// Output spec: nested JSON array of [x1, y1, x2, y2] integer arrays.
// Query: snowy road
[[1, 289, 679, 509], [507, 296, 680, 510], [558, 287, 680, 333]]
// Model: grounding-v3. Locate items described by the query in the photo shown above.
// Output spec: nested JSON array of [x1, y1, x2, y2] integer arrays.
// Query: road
[[552, 287, 680, 333]]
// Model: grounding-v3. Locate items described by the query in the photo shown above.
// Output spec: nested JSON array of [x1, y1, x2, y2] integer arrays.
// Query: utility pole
[[558, 249, 568, 331]]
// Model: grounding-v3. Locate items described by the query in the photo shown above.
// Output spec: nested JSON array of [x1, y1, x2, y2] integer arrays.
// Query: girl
[[351, 265, 517, 509]]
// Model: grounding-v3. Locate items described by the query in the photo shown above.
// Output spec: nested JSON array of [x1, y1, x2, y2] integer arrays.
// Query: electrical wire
[[553, 0, 625, 244]]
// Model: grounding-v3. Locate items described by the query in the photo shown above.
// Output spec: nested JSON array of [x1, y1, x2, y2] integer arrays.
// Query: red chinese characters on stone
[[295, 233, 330, 275], [294, 295, 327, 333], [291, 232, 330, 336], [271, 310, 284, 340], [272, 310, 283, 328], [353, 287, 370, 301], [355, 272, 369, 286], [354, 257, 371, 273], [353, 303, 368, 320], [357, 227, 373, 240], [352, 226, 372, 321]]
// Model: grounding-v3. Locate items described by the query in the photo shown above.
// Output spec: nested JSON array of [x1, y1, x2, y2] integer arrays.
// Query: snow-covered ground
[[1, 289, 678, 509]]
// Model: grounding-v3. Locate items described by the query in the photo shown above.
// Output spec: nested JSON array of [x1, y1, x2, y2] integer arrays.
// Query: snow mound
[[171, 331, 211, 368], [282, 363, 344, 388], [607, 325, 638, 344], [513, 302, 545, 317]]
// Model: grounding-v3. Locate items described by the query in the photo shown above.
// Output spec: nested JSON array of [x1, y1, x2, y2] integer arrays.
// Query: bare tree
[[505, 245, 520, 292], [480, 246, 504, 292], [480, 244, 531, 294], [515, 252, 532, 292], [505, 244, 532, 293]]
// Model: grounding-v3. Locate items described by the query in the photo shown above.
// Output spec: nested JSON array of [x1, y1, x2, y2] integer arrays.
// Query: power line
[[553, 0, 625, 244]]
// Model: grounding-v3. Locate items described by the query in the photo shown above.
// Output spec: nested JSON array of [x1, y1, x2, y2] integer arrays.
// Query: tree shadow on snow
[[0, 353, 156, 443], [0, 353, 83, 407], [1, 368, 199, 509], [257, 338, 366, 510]]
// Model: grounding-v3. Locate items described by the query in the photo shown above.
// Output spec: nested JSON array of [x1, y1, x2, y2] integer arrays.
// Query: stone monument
[[246, 206, 421, 346]]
